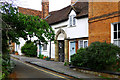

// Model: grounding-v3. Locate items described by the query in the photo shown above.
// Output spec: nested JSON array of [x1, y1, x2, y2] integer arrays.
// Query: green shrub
[[21, 41, 37, 57], [38, 54, 44, 59], [64, 62, 69, 66], [71, 48, 86, 67], [2, 54, 15, 79], [71, 42, 120, 71]]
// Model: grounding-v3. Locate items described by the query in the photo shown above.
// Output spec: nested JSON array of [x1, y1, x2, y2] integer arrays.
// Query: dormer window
[[69, 15, 76, 26]]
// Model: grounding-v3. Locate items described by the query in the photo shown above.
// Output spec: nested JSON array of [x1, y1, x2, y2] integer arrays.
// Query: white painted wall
[[52, 10, 88, 39], [39, 41, 55, 58], [15, 35, 38, 55], [43, 10, 88, 59], [57, 33, 65, 40]]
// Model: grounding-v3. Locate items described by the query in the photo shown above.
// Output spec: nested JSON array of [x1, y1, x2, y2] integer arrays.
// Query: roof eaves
[[45, 14, 51, 19], [75, 14, 88, 19], [49, 18, 69, 25]]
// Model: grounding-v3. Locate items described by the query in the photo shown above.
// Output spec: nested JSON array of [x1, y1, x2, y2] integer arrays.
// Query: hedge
[[71, 42, 120, 71]]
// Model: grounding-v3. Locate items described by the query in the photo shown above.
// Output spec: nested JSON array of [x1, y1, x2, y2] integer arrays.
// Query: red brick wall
[[89, 2, 118, 19], [88, 2, 120, 45], [18, 0, 49, 19], [18, 7, 42, 18]]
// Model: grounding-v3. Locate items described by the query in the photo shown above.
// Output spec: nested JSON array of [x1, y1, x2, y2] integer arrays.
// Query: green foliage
[[64, 62, 69, 66], [1, 2, 55, 54], [71, 42, 120, 71], [1, 1, 54, 79], [45, 56, 50, 61], [38, 54, 44, 59], [2, 54, 15, 79], [21, 41, 37, 57]]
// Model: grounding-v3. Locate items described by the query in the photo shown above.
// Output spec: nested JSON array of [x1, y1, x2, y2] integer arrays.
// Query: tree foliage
[[1, 2, 55, 54], [1, 2, 55, 79]]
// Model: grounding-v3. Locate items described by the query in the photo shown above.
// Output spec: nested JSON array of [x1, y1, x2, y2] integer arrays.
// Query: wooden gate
[[58, 40, 64, 62]]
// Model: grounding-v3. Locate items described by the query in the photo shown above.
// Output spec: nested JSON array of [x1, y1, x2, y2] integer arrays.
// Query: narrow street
[[9, 58, 76, 80]]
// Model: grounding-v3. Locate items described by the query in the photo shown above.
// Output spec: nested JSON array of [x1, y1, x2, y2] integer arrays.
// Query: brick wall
[[42, 0, 49, 18], [18, 7, 42, 18], [89, 2, 119, 19], [18, 0, 49, 19], [88, 2, 120, 45]]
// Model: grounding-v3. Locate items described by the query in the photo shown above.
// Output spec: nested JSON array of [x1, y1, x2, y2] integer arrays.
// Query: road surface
[[9, 58, 76, 80]]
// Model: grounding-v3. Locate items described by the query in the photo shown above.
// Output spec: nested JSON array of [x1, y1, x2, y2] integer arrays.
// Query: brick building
[[18, 0, 49, 19], [89, 1, 120, 47]]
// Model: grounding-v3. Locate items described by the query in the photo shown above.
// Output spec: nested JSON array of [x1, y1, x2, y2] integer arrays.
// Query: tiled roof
[[73, 2, 88, 18], [46, 2, 88, 25], [46, 5, 72, 25], [18, 7, 42, 18]]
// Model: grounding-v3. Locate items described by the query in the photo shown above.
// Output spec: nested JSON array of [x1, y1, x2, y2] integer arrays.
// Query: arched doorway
[[55, 29, 68, 62]]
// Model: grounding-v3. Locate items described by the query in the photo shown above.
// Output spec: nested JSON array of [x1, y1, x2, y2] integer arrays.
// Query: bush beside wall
[[21, 41, 37, 57], [71, 42, 120, 72]]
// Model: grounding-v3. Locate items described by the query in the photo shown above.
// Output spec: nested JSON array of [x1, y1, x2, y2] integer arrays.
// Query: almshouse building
[[15, 0, 89, 62], [39, 1, 88, 62]]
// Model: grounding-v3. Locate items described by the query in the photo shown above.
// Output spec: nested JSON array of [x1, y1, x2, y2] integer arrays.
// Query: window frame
[[42, 43, 47, 51], [69, 15, 76, 27], [111, 23, 120, 47], [78, 40, 88, 48]]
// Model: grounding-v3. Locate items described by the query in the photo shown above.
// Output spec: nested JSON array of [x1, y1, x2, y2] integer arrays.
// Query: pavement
[[11, 54, 99, 79]]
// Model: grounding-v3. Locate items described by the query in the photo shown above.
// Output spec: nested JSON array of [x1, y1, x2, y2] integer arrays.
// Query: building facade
[[15, 0, 89, 62], [39, 2, 89, 62], [89, 1, 120, 47]]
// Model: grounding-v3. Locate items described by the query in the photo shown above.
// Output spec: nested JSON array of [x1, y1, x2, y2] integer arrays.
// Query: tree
[[1, 2, 55, 54], [0, 1, 55, 78]]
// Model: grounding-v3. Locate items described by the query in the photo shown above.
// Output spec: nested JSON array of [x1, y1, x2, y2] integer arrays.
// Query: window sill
[[42, 50, 47, 52], [69, 25, 76, 28]]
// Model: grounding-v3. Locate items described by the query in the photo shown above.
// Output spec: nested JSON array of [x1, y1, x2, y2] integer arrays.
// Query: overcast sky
[[13, 0, 71, 12]]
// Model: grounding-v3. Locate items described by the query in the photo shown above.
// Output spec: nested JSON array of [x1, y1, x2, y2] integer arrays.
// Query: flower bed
[[38, 54, 50, 61]]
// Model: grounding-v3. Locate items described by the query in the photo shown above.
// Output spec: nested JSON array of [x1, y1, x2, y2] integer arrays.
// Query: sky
[[13, 0, 71, 12]]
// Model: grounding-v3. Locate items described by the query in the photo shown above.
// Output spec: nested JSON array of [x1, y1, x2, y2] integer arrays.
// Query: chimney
[[71, 0, 78, 5], [42, 0, 49, 19]]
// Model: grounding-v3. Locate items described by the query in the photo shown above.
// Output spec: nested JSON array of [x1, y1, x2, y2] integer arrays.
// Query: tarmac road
[[9, 58, 76, 80]]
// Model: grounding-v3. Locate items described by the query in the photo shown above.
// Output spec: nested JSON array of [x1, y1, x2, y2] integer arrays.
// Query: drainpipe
[[49, 39, 51, 59], [49, 25, 52, 59], [39, 40, 41, 57]]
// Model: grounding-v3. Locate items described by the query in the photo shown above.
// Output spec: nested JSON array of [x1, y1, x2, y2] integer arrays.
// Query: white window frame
[[69, 15, 76, 27], [42, 43, 47, 51], [78, 40, 88, 48], [111, 22, 120, 47]]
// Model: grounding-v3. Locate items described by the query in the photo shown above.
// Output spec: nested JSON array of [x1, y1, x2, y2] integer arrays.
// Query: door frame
[[69, 40, 76, 62], [58, 40, 65, 62]]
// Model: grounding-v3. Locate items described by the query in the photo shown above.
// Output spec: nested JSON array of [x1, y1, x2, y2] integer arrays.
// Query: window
[[43, 44, 47, 50], [113, 23, 120, 47], [69, 15, 76, 26], [78, 40, 88, 48]]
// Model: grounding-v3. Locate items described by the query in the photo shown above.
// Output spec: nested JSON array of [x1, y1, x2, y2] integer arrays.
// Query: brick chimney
[[71, 0, 78, 5], [42, 0, 49, 19]]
